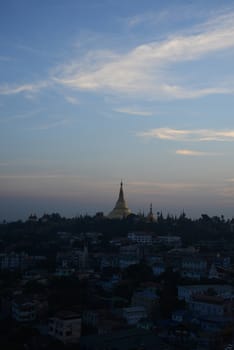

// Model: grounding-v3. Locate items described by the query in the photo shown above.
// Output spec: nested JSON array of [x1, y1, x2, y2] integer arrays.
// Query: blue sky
[[1, 0, 234, 220]]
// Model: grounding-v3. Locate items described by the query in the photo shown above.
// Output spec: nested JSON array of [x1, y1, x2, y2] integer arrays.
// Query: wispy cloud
[[65, 96, 80, 105], [138, 128, 234, 142], [125, 4, 207, 29], [157, 86, 232, 99], [54, 11, 234, 99], [126, 11, 170, 28], [175, 149, 221, 156], [125, 5, 234, 30], [2, 10, 234, 101], [0, 81, 50, 95], [113, 107, 152, 116]]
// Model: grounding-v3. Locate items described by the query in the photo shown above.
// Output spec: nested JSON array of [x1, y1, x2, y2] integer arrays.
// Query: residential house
[[122, 306, 147, 325], [12, 294, 48, 322], [178, 284, 233, 302], [49, 311, 82, 344], [128, 232, 154, 245], [12, 298, 36, 323], [181, 256, 208, 280], [189, 295, 233, 332]]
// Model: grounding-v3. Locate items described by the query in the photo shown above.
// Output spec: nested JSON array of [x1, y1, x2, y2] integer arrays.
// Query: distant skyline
[[1, 0, 234, 221]]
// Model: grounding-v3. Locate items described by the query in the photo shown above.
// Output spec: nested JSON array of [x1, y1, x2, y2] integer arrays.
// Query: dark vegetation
[[0, 212, 232, 250]]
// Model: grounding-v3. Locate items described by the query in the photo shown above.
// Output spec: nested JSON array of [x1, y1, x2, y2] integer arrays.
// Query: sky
[[1, 0, 234, 221]]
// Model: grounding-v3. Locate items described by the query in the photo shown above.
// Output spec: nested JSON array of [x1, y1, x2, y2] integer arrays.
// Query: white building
[[49, 312, 82, 344], [128, 232, 153, 245]]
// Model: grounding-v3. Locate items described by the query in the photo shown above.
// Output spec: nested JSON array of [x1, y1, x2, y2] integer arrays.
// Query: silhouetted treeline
[[0, 212, 233, 250]]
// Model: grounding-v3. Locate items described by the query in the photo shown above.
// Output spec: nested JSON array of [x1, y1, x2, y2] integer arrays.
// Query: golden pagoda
[[108, 181, 131, 219]]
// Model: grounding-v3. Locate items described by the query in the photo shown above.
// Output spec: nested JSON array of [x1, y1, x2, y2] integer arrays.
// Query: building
[[12, 298, 36, 323], [128, 232, 154, 245], [122, 306, 147, 325], [178, 284, 233, 302], [189, 295, 232, 317], [0, 252, 29, 271], [157, 235, 182, 247], [56, 247, 89, 271], [108, 182, 131, 219], [12, 294, 48, 322], [49, 312, 82, 344], [188, 295, 233, 332], [181, 256, 208, 280]]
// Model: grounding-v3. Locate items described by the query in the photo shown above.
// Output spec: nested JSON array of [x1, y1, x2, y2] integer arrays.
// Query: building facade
[[49, 312, 82, 344]]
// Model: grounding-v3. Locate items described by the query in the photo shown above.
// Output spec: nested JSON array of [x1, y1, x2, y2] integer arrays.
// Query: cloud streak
[[2, 11, 234, 101], [65, 96, 80, 105], [54, 11, 234, 99], [0, 81, 50, 95], [138, 127, 234, 142], [113, 107, 152, 116], [175, 149, 221, 156]]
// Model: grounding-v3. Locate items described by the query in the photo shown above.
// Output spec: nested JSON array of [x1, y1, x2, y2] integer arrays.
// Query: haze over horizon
[[1, 0, 234, 221]]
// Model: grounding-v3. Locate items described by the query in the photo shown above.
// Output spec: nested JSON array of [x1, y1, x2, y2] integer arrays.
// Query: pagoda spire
[[108, 181, 131, 219], [118, 180, 124, 202], [147, 203, 156, 222]]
